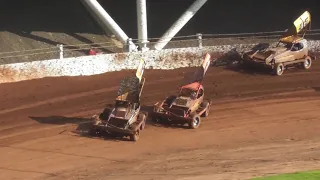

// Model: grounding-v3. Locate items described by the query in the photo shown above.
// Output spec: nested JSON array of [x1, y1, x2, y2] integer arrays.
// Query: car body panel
[[241, 11, 312, 68]]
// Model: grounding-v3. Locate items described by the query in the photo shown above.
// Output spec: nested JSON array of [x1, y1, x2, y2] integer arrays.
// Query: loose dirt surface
[[0, 62, 319, 180]]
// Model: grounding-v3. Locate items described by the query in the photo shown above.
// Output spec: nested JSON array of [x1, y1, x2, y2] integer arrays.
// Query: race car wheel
[[138, 113, 147, 130], [188, 114, 201, 129], [274, 63, 284, 76], [303, 56, 312, 69], [153, 116, 164, 123], [141, 118, 146, 130], [204, 105, 210, 117], [130, 129, 140, 141], [201, 102, 210, 117]]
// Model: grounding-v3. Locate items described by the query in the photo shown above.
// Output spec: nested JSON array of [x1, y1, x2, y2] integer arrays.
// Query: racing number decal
[[298, 17, 309, 32], [294, 11, 311, 33], [136, 59, 146, 82], [202, 53, 211, 76]]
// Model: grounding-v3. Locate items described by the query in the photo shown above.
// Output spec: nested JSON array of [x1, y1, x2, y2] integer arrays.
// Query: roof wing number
[[294, 11, 311, 33], [136, 59, 146, 82], [202, 53, 211, 76]]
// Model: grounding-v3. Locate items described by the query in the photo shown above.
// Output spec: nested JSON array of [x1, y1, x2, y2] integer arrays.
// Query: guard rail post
[[58, 44, 64, 59], [197, 33, 203, 48], [127, 38, 138, 52]]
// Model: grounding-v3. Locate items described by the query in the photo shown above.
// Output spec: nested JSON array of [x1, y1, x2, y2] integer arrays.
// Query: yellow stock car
[[241, 35, 314, 76], [241, 11, 316, 76]]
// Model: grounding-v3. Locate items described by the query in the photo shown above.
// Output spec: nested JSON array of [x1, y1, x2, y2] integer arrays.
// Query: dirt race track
[[0, 61, 319, 180]]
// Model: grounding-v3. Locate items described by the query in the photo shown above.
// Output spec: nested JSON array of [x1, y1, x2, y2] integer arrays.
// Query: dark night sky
[[0, 0, 318, 38], [100, 0, 319, 38]]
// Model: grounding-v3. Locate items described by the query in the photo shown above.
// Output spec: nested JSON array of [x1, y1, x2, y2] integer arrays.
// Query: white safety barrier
[[0, 40, 319, 84]]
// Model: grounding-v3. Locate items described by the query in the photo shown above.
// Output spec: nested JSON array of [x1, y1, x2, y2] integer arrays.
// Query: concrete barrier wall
[[0, 41, 319, 84]]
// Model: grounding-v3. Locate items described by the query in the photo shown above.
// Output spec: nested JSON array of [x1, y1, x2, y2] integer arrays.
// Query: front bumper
[[91, 121, 135, 135], [152, 105, 192, 123], [241, 53, 272, 67]]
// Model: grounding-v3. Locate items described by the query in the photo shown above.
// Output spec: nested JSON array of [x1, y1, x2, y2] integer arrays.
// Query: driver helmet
[[191, 91, 197, 98]]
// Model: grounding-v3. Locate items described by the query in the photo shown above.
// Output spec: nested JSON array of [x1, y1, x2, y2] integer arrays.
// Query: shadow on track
[[28, 114, 128, 142], [29, 115, 134, 142], [29, 116, 90, 125], [28, 101, 205, 142]]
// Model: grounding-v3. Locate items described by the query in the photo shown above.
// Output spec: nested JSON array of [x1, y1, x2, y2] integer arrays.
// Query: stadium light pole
[[81, 0, 137, 52], [154, 0, 207, 50], [137, 0, 149, 52]]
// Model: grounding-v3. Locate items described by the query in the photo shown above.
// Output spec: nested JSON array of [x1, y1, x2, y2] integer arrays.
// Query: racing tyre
[[164, 96, 176, 106], [201, 102, 210, 117], [141, 116, 146, 130], [99, 108, 111, 119], [188, 114, 201, 129], [130, 129, 140, 141], [303, 56, 312, 70], [274, 63, 284, 76], [138, 113, 147, 130], [153, 116, 163, 123]]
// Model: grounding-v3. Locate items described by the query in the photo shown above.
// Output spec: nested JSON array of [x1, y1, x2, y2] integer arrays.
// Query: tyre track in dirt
[[0, 73, 190, 144], [0, 62, 319, 180], [28, 92, 320, 180]]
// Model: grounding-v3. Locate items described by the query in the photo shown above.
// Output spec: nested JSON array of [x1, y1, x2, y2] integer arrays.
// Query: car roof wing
[[183, 53, 212, 86], [116, 59, 146, 103], [280, 11, 311, 43]]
